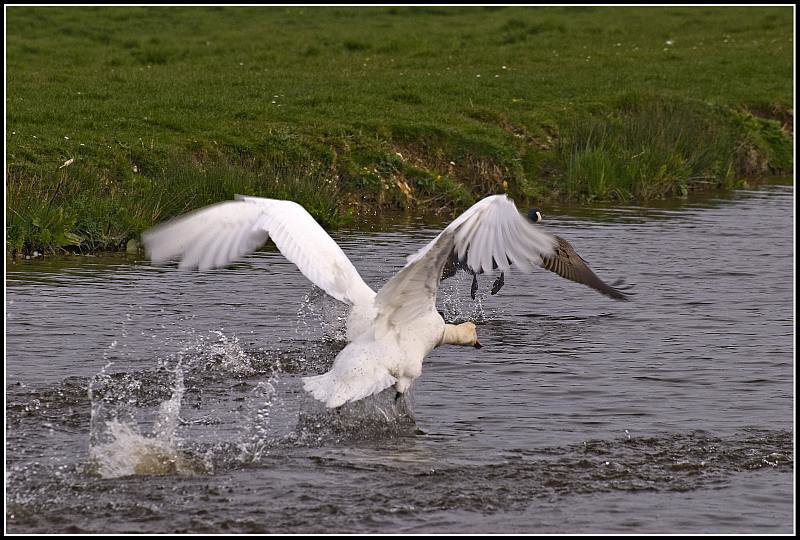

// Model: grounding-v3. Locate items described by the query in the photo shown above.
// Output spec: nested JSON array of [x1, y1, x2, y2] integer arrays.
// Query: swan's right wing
[[373, 194, 543, 337], [142, 196, 375, 306], [373, 194, 630, 337]]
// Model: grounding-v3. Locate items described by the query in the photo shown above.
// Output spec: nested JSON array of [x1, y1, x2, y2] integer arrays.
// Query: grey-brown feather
[[540, 235, 631, 301], [441, 235, 632, 301]]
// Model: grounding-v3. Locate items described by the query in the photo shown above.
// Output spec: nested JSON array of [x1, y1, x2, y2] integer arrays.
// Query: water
[[5, 185, 794, 533]]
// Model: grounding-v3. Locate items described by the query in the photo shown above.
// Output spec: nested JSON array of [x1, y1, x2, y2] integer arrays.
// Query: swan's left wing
[[141, 195, 375, 306], [374, 194, 630, 337]]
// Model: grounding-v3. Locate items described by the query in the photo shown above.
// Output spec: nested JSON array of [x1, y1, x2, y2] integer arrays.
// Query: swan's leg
[[470, 273, 479, 300], [491, 272, 505, 295], [394, 377, 411, 402]]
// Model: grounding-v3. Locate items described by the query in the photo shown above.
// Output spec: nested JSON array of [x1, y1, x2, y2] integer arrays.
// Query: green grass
[[6, 6, 794, 255]]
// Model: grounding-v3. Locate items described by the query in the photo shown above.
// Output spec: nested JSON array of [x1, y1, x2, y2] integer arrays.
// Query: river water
[[5, 184, 794, 533]]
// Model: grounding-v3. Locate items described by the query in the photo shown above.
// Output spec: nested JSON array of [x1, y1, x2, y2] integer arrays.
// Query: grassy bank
[[6, 6, 793, 255]]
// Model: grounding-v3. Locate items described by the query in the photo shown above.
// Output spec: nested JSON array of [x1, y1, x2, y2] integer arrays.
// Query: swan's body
[[306, 310, 464, 406], [142, 194, 630, 408]]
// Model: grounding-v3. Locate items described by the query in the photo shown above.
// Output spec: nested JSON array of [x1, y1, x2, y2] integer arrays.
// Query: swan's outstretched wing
[[141, 195, 375, 306], [374, 194, 630, 336]]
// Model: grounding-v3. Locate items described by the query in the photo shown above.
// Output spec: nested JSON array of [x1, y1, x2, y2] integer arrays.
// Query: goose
[[142, 194, 631, 408]]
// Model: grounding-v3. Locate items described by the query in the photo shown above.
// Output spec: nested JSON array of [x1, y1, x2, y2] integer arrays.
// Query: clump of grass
[[400, 164, 474, 209], [498, 18, 565, 44], [6, 154, 347, 257], [550, 95, 790, 202], [726, 107, 793, 175], [342, 39, 370, 52]]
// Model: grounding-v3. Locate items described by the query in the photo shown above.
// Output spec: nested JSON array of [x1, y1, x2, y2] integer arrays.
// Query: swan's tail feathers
[[302, 365, 397, 409]]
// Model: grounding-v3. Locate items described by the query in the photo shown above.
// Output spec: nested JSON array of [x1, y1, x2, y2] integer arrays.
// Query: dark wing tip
[[543, 236, 635, 302], [587, 276, 635, 302], [605, 278, 635, 301]]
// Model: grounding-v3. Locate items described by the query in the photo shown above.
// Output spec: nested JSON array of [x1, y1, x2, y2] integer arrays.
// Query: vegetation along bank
[[6, 6, 793, 256]]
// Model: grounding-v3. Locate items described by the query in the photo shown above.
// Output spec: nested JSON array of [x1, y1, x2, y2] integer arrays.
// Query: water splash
[[82, 309, 421, 479], [296, 285, 348, 341], [235, 380, 279, 463], [438, 271, 492, 323], [152, 362, 184, 444], [87, 357, 204, 478], [87, 419, 201, 478], [292, 388, 419, 446], [202, 330, 258, 375], [84, 327, 306, 476]]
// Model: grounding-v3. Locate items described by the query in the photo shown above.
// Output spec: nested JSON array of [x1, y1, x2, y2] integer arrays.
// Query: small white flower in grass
[[665, 39, 674, 46], [59, 158, 74, 169], [476, 74, 481, 77], [501, 65, 507, 69], [449, 161, 455, 166], [64, 136, 69, 140]]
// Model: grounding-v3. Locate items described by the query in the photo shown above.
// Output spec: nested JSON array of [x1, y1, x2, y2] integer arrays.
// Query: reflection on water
[[6, 184, 794, 533]]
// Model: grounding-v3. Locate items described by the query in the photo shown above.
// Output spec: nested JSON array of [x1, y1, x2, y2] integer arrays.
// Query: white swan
[[142, 194, 630, 408]]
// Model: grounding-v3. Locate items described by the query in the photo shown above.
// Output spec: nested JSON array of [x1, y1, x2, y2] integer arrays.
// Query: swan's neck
[[440, 323, 476, 347]]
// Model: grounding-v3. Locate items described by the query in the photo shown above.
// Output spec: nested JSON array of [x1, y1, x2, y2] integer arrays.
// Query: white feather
[[374, 194, 557, 338], [142, 196, 375, 307]]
